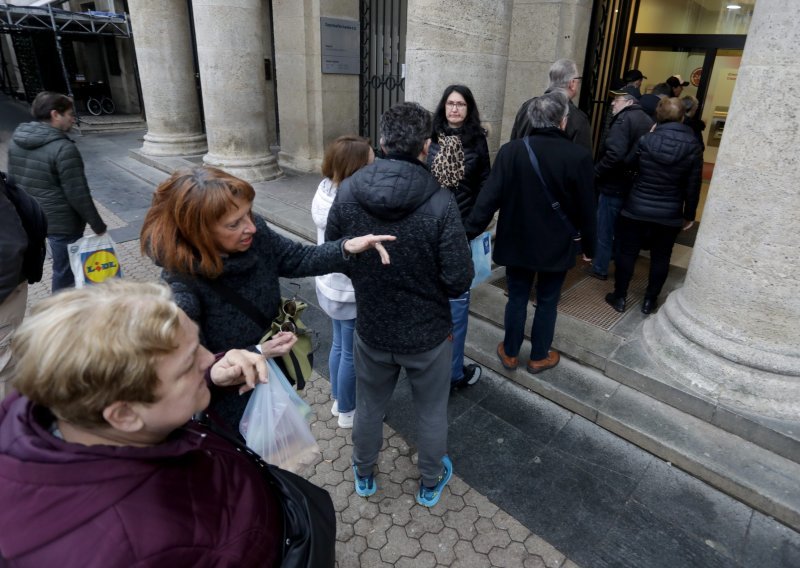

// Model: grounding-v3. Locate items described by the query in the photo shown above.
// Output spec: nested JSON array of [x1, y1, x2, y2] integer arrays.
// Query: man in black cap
[[621, 69, 646, 99], [666, 75, 690, 97]]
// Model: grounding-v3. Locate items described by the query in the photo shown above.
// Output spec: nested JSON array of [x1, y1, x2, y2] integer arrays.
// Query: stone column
[[641, 0, 800, 421], [192, 0, 280, 182], [127, 0, 206, 156], [404, 0, 514, 154]]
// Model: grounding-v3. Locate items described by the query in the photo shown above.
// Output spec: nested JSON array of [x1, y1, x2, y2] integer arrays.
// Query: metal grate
[[489, 260, 651, 331]]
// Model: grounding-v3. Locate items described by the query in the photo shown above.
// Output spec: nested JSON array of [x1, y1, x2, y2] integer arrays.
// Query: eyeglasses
[[572, 76, 582, 82], [446, 101, 467, 109]]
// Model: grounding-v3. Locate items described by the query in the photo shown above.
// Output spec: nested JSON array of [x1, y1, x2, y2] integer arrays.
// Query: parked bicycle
[[71, 80, 115, 116]]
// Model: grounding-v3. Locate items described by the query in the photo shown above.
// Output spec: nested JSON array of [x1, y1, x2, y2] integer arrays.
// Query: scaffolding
[[0, 3, 132, 103], [0, 5, 130, 38]]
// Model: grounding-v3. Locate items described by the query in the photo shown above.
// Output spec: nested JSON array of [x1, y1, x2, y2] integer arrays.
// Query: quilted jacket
[[8, 121, 106, 235]]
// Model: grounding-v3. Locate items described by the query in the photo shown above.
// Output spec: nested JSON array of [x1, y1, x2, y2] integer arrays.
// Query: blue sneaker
[[416, 456, 453, 507], [353, 465, 377, 497]]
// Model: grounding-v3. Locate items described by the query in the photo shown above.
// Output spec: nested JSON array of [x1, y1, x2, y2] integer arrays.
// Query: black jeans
[[613, 216, 681, 300]]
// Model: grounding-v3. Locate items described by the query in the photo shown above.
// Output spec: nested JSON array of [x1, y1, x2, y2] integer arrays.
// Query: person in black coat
[[464, 91, 595, 375], [427, 84, 490, 389], [590, 90, 654, 281], [605, 97, 702, 315]]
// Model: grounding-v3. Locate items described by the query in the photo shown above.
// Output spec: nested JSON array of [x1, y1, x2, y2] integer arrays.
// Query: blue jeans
[[329, 318, 356, 413], [449, 291, 470, 383], [503, 267, 567, 361], [592, 194, 624, 276], [48, 233, 83, 293]]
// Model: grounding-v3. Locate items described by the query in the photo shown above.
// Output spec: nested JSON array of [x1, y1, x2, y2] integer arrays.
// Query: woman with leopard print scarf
[[427, 84, 491, 390]]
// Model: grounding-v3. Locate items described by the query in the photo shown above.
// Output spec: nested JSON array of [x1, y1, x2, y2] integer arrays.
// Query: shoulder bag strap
[[523, 136, 581, 241]]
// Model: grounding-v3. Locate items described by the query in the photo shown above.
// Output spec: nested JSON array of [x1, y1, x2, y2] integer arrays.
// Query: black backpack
[[0, 172, 48, 284]]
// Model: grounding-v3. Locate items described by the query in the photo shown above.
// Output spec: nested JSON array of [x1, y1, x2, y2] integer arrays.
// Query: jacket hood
[[0, 392, 206, 558], [344, 156, 441, 221], [11, 121, 68, 150], [644, 122, 699, 166]]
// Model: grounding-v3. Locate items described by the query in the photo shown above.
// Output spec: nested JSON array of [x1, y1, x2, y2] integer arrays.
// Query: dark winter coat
[[622, 122, 703, 227], [163, 215, 348, 354], [0, 391, 283, 567], [326, 154, 473, 354], [594, 104, 654, 197], [510, 97, 592, 151], [8, 121, 106, 236], [161, 216, 349, 430], [0, 190, 26, 303], [426, 125, 490, 219], [464, 128, 596, 272]]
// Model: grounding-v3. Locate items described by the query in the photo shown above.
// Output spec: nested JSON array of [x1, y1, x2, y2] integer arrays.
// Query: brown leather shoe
[[496, 342, 519, 370], [527, 350, 561, 374]]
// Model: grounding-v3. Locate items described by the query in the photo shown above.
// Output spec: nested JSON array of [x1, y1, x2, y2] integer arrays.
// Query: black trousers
[[613, 216, 681, 300]]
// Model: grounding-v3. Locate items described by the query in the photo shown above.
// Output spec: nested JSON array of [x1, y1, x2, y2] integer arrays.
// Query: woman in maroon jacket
[[0, 280, 330, 567]]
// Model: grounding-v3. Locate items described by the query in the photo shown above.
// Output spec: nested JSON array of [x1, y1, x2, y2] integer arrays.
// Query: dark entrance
[[358, 0, 407, 150]]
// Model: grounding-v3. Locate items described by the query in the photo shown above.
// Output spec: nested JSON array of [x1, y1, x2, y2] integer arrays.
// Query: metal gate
[[579, 0, 634, 155], [359, 0, 407, 149]]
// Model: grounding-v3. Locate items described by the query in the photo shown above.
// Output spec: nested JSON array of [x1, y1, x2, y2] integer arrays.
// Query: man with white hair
[[510, 58, 592, 150], [588, 89, 653, 281]]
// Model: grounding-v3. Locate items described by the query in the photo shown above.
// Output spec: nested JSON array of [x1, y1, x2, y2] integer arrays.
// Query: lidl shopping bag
[[470, 231, 492, 289], [68, 234, 123, 288]]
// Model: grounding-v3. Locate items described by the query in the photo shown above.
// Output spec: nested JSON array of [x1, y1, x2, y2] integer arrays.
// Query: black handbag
[[194, 413, 336, 568]]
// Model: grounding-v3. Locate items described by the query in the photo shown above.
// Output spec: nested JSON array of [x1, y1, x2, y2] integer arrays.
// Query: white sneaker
[[331, 400, 339, 416], [338, 410, 355, 429]]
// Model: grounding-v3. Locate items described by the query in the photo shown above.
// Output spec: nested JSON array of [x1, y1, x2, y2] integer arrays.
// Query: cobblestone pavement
[[27, 240, 577, 567]]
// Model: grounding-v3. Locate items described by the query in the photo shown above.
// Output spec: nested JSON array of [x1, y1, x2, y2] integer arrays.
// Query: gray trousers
[[352, 333, 452, 487]]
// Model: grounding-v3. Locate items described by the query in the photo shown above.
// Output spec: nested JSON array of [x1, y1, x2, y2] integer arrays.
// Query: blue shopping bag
[[470, 232, 492, 289]]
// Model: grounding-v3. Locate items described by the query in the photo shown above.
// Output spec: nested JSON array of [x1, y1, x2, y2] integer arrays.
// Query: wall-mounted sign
[[321, 17, 359, 75], [690, 67, 702, 87]]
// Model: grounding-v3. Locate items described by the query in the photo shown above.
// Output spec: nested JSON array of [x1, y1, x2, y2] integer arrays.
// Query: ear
[[49, 109, 60, 123], [102, 401, 145, 433]]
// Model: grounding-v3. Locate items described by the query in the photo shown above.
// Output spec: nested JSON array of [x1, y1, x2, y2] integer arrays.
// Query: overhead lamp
[[726, 4, 742, 9]]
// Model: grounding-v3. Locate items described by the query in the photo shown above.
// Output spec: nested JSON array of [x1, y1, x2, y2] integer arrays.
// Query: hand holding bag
[[259, 297, 314, 388]]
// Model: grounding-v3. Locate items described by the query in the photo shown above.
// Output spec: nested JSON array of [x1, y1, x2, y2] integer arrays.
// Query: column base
[[203, 153, 282, 183], [141, 132, 207, 157], [641, 290, 800, 421]]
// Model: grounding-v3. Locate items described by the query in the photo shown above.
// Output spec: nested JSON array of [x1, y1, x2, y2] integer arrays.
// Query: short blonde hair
[[11, 281, 182, 428]]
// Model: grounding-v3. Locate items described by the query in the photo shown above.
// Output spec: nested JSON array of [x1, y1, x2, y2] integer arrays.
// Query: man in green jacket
[[8, 92, 107, 292]]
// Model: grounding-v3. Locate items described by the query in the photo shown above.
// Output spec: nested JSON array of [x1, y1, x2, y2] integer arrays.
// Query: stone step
[[465, 315, 800, 533], [107, 155, 170, 188], [469, 276, 800, 465]]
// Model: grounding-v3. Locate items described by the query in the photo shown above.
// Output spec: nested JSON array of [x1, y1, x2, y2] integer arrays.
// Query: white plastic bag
[[68, 234, 123, 288], [470, 231, 492, 289], [240, 359, 320, 473]]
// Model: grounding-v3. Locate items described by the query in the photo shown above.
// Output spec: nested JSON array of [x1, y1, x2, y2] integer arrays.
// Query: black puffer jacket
[[595, 104, 654, 197], [8, 122, 106, 235], [622, 122, 703, 227], [326, 154, 473, 354], [426, 125, 490, 220]]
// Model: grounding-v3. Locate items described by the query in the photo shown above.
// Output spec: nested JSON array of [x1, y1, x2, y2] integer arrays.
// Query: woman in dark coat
[[141, 166, 393, 430], [426, 84, 491, 389], [605, 97, 703, 315]]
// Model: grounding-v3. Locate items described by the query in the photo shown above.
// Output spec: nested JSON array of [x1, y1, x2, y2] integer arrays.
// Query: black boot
[[641, 296, 658, 315], [605, 293, 626, 313]]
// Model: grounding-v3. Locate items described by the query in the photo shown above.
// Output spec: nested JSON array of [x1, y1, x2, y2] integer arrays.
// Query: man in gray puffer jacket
[[8, 92, 106, 292], [326, 102, 473, 508]]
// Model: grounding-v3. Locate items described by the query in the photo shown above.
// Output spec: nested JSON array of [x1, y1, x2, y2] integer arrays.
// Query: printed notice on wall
[[321, 17, 359, 75]]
